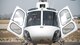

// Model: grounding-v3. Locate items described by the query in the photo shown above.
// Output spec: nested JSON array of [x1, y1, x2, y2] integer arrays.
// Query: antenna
[[39, 0, 47, 2]]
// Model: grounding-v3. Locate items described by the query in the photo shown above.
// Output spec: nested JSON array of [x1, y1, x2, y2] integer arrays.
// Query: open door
[[58, 6, 77, 38], [7, 6, 26, 39]]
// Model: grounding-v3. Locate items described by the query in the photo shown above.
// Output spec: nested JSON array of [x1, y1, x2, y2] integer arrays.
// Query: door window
[[10, 23, 22, 35], [62, 22, 75, 34], [13, 9, 25, 25], [60, 9, 71, 25]]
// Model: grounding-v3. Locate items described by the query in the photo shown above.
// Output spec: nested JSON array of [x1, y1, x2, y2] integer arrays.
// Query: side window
[[62, 22, 75, 34], [60, 9, 71, 25], [13, 9, 25, 25]]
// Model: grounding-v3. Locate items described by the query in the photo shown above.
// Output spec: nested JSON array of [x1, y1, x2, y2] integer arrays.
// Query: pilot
[[28, 15, 37, 23], [48, 15, 52, 20], [33, 15, 37, 20], [47, 15, 53, 25]]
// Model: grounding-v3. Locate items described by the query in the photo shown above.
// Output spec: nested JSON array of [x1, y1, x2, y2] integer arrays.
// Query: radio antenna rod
[[39, 0, 47, 2]]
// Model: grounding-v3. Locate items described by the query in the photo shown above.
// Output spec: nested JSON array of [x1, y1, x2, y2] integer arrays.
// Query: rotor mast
[[36, 0, 49, 8], [39, 0, 47, 2]]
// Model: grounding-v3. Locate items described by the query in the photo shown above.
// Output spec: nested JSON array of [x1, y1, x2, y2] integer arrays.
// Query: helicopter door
[[58, 6, 77, 38], [7, 6, 26, 39]]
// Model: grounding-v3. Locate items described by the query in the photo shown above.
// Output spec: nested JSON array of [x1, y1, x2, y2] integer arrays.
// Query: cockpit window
[[43, 11, 58, 26], [27, 11, 41, 26], [27, 11, 58, 27]]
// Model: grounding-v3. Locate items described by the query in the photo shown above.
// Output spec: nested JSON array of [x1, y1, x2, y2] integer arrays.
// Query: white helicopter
[[7, 0, 77, 45]]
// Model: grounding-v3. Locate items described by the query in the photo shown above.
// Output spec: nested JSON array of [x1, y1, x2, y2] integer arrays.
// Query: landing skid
[[57, 38, 64, 45], [22, 39, 64, 45], [22, 42, 64, 45]]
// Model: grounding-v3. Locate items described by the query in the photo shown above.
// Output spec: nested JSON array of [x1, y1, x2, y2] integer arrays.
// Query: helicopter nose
[[24, 26, 60, 42]]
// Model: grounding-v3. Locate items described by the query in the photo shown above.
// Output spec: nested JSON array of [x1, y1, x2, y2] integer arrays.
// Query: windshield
[[43, 11, 58, 26], [27, 11, 58, 27], [27, 11, 41, 26]]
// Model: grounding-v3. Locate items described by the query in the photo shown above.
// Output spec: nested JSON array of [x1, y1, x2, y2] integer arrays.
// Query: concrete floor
[[0, 42, 80, 45]]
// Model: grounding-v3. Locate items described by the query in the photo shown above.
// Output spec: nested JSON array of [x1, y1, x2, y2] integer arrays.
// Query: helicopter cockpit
[[27, 11, 58, 27]]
